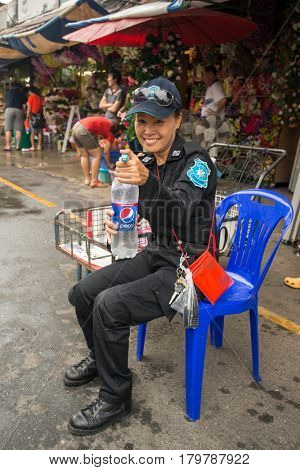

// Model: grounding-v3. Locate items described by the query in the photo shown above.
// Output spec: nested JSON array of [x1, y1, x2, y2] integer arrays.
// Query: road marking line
[[259, 306, 300, 335], [0, 176, 57, 208]]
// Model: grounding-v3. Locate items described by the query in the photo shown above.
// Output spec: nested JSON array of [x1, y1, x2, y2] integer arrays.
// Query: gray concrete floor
[[0, 146, 299, 450]]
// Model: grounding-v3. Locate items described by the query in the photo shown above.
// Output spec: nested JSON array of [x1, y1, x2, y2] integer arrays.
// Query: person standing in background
[[4, 82, 27, 151], [23, 86, 44, 152], [99, 70, 125, 122], [201, 65, 226, 124]]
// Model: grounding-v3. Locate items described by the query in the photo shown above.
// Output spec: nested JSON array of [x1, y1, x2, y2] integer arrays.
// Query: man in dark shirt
[[4, 82, 27, 151]]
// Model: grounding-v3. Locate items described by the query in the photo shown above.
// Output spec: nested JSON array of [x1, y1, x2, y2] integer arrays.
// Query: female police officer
[[65, 77, 217, 435]]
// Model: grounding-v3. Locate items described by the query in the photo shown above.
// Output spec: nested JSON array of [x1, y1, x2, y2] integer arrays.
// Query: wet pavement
[[0, 147, 299, 450]]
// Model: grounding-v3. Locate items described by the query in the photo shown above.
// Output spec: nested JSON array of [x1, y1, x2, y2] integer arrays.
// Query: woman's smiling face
[[134, 112, 181, 157]]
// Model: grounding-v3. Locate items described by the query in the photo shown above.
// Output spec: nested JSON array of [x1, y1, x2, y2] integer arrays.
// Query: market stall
[[64, 0, 299, 185]]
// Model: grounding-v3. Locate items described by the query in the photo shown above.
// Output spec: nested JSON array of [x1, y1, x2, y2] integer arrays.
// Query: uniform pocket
[[151, 270, 178, 321]]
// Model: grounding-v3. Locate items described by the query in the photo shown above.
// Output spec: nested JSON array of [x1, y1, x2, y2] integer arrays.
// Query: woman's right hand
[[104, 209, 118, 244]]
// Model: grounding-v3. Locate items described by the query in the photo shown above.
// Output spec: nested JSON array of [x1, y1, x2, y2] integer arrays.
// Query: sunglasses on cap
[[132, 86, 181, 108]]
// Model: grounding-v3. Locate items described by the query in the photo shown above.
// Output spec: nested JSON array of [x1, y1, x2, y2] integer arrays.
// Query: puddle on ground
[[0, 188, 24, 209]]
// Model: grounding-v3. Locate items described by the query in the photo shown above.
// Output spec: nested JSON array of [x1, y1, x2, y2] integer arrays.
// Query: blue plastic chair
[[136, 189, 293, 421]]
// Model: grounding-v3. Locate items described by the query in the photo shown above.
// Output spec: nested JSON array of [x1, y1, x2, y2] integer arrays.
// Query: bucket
[[99, 167, 111, 183], [99, 151, 121, 183]]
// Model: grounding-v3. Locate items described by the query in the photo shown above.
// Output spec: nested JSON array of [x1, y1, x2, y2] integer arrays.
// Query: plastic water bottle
[[111, 154, 139, 259]]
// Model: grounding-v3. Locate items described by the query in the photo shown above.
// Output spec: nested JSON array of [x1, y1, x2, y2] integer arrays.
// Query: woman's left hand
[[114, 149, 149, 185]]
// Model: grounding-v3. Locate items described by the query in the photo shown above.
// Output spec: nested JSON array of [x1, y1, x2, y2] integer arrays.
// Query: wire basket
[[54, 206, 152, 271]]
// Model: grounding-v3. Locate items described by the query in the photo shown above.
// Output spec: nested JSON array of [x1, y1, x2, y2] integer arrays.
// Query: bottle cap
[[120, 154, 129, 163]]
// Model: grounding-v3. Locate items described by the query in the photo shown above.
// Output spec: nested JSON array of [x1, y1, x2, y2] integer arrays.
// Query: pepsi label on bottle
[[112, 202, 138, 231]]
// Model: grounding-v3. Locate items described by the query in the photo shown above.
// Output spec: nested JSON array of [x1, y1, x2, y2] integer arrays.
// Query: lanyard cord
[[156, 163, 190, 266], [155, 162, 216, 264]]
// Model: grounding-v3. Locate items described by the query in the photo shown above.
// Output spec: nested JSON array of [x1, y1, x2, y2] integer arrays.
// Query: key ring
[[176, 267, 184, 276]]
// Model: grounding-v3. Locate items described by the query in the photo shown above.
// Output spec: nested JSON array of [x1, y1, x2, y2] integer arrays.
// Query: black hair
[[108, 70, 122, 85], [11, 82, 22, 88], [204, 65, 217, 75], [28, 85, 40, 94], [111, 122, 125, 135]]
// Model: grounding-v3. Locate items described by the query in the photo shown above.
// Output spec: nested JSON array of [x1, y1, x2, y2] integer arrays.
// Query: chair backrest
[[216, 189, 293, 292]]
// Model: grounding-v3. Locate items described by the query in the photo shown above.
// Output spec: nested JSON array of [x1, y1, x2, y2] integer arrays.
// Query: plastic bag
[[171, 269, 199, 328]]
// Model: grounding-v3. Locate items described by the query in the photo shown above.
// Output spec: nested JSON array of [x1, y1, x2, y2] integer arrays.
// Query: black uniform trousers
[[69, 246, 179, 404]]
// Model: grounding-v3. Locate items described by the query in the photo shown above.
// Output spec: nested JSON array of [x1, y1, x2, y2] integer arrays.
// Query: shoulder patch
[[187, 158, 211, 188]]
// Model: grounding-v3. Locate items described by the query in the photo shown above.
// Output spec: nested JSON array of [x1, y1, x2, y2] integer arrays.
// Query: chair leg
[[249, 303, 261, 382], [185, 319, 209, 421], [212, 316, 225, 348], [136, 323, 147, 362], [209, 322, 214, 345]]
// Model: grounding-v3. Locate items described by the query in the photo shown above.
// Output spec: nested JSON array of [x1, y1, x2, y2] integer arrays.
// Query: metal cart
[[208, 142, 286, 193], [55, 206, 151, 279]]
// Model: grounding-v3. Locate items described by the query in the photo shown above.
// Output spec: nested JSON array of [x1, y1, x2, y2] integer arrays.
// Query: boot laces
[[74, 352, 94, 371], [84, 396, 104, 419]]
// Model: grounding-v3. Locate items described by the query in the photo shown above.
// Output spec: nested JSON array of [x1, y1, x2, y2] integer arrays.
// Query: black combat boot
[[64, 350, 98, 386], [68, 396, 132, 436]]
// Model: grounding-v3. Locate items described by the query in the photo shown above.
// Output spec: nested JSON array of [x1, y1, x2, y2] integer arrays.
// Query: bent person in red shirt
[[72, 117, 123, 188]]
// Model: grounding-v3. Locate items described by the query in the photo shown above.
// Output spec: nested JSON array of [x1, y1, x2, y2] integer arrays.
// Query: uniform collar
[[166, 134, 185, 162]]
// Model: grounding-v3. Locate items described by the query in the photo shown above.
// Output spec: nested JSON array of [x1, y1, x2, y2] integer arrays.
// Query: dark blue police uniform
[[69, 134, 217, 405]]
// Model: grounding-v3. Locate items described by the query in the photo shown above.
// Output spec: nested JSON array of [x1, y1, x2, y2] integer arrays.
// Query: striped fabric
[[0, 43, 26, 66], [66, 1, 230, 29], [0, 0, 107, 66]]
